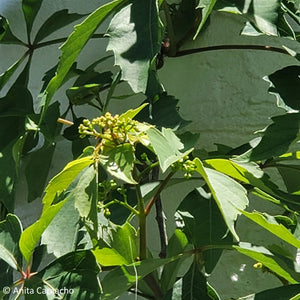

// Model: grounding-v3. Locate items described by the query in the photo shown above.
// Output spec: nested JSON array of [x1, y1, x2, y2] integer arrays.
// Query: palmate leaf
[[40, 0, 125, 122], [24, 250, 101, 299], [106, 0, 162, 94], [33, 9, 87, 44], [0, 16, 24, 45], [22, 0, 44, 38], [194, 158, 248, 241]]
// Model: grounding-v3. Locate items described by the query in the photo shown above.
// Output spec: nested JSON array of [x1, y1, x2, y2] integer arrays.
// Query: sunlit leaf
[[42, 156, 94, 210], [241, 211, 300, 249], [194, 158, 248, 241], [106, 0, 162, 93], [100, 143, 137, 184], [93, 222, 137, 266], [234, 243, 300, 284], [194, 0, 218, 39], [147, 127, 193, 172], [19, 195, 69, 263], [41, 194, 81, 258], [74, 165, 97, 218]]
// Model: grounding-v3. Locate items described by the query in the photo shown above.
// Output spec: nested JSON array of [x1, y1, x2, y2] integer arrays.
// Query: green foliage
[[0, 0, 300, 299]]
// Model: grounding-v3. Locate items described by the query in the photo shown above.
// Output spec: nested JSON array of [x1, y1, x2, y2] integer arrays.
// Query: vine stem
[[174, 44, 291, 57], [136, 183, 147, 260]]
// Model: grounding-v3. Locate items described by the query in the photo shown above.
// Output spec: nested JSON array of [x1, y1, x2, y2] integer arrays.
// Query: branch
[[174, 44, 291, 57], [145, 171, 175, 216], [152, 166, 168, 259]]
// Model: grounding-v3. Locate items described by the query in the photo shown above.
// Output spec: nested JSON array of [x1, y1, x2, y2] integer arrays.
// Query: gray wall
[[1, 1, 299, 299]]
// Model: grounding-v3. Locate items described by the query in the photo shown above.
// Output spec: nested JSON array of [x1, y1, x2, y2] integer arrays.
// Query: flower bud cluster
[[172, 156, 197, 179], [78, 112, 140, 149]]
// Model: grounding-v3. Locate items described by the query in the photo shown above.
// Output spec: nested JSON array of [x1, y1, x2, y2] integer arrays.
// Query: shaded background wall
[[1, 1, 300, 299]]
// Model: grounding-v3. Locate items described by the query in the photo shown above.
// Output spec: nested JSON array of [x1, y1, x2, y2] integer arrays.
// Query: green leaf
[[234, 243, 300, 284], [0, 214, 22, 270], [237, 284, 300, 300], [41, 194, 81, 258], [161, 229, 190, 293], [241, 211, 300, 249], [119, 103, 149, 121], [0, 16, 24, 45], [136, 93, 190, 129], [24, 250, 101, 299], [41, 0, 125, 122], [33, 9, 87, 44], [22, 0, 44, 38], [147, 127, 193, 172], [74, 165, 97, 218], [101, 257, 179, 299], [176, 187, 232, 273], [218, 0, 281, 36], [182, 261, 211, 300], [66, 84, 101, 105], [42, 156, 94, 210], [194, 0, 218, 39], [0, 56, 26, 92], [0, 141, 18, 212], [94, 222, 137, 266], [238, 113, 300, 162], [106, 0, 162, 93], [25, 143, 56, 202], [264, 65, 300, 112], [194, 158, 248, 241], [100, 143, 137, 184], [19, 195, 69, 263]]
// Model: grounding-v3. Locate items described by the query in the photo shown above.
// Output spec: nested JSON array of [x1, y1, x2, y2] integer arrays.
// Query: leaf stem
[[103, 199, 139, 215], [145, 171, 175, 216]]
